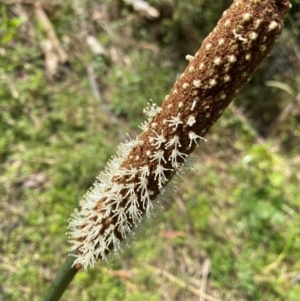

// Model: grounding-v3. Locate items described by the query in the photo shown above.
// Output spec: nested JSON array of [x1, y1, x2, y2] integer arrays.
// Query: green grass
[[1, 0, 300, 300]]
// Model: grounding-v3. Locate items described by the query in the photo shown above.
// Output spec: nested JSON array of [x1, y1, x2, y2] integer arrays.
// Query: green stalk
[[42, 253, 79, 301]]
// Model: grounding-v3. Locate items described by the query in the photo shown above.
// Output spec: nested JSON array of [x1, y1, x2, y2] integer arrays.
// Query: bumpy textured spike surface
[[68, 0, 290, 270]]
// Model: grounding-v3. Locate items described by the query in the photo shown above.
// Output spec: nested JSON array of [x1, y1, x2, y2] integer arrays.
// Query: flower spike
[[68, 0, 290, 270]]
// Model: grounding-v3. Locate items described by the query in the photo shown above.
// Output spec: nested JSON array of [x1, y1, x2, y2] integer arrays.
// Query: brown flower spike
[[68, 0, 290, 269]]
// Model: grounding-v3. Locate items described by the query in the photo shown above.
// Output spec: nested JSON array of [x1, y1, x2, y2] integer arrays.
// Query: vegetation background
[[1, 0, 300, 300]]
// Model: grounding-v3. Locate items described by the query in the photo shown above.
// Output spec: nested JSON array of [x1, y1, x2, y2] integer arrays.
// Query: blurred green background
[[0, 0, 300, 300]]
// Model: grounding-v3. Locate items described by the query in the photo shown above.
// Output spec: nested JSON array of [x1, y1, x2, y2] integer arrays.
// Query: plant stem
[[42, 253, 79, 301]]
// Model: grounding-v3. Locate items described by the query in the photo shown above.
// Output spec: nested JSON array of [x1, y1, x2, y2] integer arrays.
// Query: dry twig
[[123, 0, 160, 19], [200, 258, 211, 301], [147, 264, 221, 301], [34, 2, 68, 63]]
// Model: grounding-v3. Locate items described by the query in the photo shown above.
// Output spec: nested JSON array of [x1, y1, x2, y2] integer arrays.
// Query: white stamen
[[182, 83, 189, 89], [233, 29, 247, 42], [149, 131, 166, 149], [187, 116, 196, 126], [186, 54, 195, 61], [166, 114, 183, 131], [269, 21, 278, 31], [188, 131, 207, 147], [249, 32, 258, 40], [191, 99, 198, 111], [150, 150, 167, 165], [193, 80, 201, 88]]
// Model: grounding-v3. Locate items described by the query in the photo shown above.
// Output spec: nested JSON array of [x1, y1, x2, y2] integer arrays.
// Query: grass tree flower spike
[[68, 0, 290, 270]]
